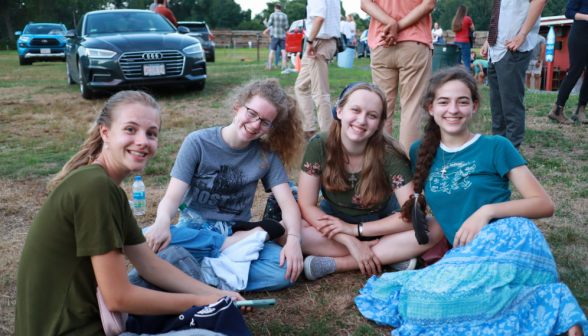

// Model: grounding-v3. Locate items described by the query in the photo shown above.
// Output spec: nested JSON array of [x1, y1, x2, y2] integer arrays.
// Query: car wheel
[[189, 81, 205, 91], [78, 61, 94, 100], [66, 63, 75, 85], [207, 52, 215, 63], [19, 56, 31, 66]]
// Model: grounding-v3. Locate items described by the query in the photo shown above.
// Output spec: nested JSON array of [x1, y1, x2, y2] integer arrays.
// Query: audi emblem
[[142, 52, 163, 60]]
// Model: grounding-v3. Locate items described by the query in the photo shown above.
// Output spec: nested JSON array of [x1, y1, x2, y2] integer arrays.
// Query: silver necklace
[[441, 133, 472, 178], [347, 157, 363, 188]]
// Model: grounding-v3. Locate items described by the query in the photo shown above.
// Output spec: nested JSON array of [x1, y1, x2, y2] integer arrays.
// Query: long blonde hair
[[48, 90, 161, 191], [232, 79, 305, 173], [323, 83, 409, 207], [452, 4, 468, 32]]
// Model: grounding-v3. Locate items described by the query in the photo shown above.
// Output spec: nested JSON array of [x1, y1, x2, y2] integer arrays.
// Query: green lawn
[[0, 48, 586, 335]]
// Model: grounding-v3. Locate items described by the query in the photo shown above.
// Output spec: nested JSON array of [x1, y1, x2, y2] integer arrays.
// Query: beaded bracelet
[[288, 233, 304, 245]]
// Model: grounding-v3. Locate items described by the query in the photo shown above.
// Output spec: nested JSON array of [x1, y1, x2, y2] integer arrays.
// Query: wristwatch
[[358, 222, 364, 237]]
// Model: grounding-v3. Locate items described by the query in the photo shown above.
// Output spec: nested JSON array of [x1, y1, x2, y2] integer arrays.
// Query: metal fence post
[[256, 32, 260, 62], [233, 39, 237, 58]]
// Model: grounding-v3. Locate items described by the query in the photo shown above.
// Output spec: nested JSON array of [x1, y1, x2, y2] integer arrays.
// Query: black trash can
[[432, 43, 462, 73]]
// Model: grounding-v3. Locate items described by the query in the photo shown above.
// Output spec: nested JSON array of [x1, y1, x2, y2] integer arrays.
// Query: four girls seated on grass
[[355, 67, 587, 335], [15, 72, 587, 336], [15, 91, 251, 336]]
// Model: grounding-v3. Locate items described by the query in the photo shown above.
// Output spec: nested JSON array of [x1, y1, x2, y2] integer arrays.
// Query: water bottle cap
[[179, 203, 187, 211], [135, 176, 141, 181], [288, 181, 294, 187]]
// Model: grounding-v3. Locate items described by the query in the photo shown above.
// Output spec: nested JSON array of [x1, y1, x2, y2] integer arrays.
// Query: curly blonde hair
[[231, 79, 305, 173]]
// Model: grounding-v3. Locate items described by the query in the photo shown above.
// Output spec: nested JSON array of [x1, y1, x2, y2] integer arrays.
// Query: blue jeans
[[143, 223, 294, 292], [454, 42, 471, 70], [437, 37, 444, 44]]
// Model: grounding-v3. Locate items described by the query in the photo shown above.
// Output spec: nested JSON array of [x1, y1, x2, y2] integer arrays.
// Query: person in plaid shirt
[[264, 4, 289, 70]]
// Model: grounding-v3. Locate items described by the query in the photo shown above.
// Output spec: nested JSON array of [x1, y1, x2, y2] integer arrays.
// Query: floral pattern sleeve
[[385, 152, 413, 191], [300, 133, 327, 177]]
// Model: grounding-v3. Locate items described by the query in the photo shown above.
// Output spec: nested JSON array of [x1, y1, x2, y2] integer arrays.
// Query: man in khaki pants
[[295, 0, 340, 140], [361, 0, 436, 153]]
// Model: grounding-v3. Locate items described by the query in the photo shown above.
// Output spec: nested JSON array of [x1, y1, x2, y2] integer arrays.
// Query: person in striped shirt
[[264, 4, 289, 70]]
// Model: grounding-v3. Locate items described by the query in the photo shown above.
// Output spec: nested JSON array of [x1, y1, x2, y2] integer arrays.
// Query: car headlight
[[86, 48, 117, 59], [19, 37, 31, 42], [183, 44, 203, 54], [59, 37, 68, 42]]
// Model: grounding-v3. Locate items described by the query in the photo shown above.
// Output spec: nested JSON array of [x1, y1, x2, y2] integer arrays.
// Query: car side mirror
[[177, 26, 190, 34], [15, 31, 22, 36], [65, 29, 77, 39]]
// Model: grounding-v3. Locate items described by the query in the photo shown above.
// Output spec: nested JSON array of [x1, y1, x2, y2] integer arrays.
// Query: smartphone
[[235, 299, 276, 309]]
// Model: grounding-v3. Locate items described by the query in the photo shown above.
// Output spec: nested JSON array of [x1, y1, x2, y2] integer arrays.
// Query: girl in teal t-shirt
[[356, 67, 587, 335]]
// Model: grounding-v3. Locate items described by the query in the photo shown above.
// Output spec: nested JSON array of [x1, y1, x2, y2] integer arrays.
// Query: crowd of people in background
[[13, 0, 588, 335]]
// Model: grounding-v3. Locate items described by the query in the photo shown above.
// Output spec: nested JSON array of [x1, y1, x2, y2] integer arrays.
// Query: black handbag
[[336, 33, 347, 53], [469, 29, 475, 48]]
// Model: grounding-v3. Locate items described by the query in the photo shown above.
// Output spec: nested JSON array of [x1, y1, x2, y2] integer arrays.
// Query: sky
[[234, 0, 368, 19]]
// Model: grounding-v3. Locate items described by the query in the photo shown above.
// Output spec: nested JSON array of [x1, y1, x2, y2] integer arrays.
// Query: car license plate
[[40, 48, 51, 54], [144, 64, 165, 76]]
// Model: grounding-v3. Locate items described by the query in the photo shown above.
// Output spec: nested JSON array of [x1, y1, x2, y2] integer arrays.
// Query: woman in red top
[[452, 4, 475, 71]]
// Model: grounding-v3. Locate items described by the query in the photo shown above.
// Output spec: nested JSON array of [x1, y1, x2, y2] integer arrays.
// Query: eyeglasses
[[244, 106, 274, 129]]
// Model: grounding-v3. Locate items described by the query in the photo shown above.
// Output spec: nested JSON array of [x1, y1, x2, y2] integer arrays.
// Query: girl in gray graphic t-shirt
[[144, 79, 306, 292]]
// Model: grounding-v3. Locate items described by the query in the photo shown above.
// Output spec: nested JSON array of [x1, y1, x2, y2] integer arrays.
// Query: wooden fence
[[209, 29, 489, 49]]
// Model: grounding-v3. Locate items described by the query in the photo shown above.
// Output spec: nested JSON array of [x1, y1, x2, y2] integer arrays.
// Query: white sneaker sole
[[303, 256, 317, 281]]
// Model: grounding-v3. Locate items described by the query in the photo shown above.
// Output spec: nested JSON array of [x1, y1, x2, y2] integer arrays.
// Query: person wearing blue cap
[[295, 82, 445, 281]]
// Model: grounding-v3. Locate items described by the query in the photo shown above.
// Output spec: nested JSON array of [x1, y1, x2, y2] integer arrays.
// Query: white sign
[[144, 64, 165, 76]]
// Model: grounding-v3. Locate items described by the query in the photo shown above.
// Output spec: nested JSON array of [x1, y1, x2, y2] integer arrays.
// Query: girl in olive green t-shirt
[[298, 83, 445, 281], [16, 91, 247, 336]]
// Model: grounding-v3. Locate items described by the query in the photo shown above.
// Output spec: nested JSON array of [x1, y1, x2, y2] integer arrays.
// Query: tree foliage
[[1, 0, 570, 42]]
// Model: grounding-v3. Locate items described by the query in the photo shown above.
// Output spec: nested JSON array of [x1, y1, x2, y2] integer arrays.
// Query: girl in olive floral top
[[298, 83, 445, 281]]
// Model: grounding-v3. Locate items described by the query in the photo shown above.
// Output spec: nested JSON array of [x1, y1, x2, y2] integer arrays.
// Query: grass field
[[0, 48, 586, 335]]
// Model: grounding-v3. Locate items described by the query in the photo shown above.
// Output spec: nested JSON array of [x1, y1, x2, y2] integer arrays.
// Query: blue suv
[[15, 23, 68, 66]]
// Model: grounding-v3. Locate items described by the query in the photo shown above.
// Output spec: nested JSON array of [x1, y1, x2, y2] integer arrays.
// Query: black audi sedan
[[65, 10, 206, 99]]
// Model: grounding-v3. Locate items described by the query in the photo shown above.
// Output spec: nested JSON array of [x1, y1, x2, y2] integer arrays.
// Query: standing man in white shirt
[[340, 16, 350, 44], [294, 0, 341, 140], [481, 0, 548, 150]]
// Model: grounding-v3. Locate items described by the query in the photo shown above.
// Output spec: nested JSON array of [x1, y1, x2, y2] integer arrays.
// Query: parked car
[[65, 10, 206, 99], [285, 19, 305, 57], [356, 29, 370, 58], [177, 21, 215, 62], [15, 23, 68, 66]]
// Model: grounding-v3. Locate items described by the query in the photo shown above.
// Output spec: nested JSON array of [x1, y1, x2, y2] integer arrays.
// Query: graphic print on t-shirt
[[428, 161, 475, 194], [190, 165, 246, 215]]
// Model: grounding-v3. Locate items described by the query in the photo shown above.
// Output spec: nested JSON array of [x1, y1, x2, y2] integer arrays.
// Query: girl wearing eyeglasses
[[144, 79, 306, 292]]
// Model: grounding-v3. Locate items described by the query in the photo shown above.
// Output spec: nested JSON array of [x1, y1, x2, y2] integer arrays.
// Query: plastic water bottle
[[133, 176, 146, 216], [545, 26, 555, 62], [288, 181, 298, 201]]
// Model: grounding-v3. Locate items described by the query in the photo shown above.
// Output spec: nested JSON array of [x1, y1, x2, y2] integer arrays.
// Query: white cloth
[[432, 28, 443, 42], [488, 0, 541, 63], [340, 21, 349, 39], [306, 0, 340, 40], [348, 20, 356, 39], [200, 231, 267, 291]]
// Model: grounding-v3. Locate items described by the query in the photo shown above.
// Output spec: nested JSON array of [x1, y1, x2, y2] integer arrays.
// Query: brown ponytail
[[400, 66, 481, 222], [48, 90, 161, 191], [452, 4, 468, 32], [232, 79, 305, 173]]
